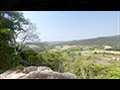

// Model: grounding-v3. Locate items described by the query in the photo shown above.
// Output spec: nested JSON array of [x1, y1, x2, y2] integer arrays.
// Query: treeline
[[54, 35, 120, 48], [105, 48, 120, 51]]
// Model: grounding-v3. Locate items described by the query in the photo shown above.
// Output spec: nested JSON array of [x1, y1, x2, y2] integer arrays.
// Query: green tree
[[0, 11, 31, 70], [0, 11, 29, 31], [79, 52, 81, 55], [94, 51, 97, 54], [0, 29, 20, 70]]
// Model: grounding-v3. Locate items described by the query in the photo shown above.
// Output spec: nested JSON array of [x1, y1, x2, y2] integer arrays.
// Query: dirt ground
[[104, 45, 112, 49], [62, 45, 76, 50], [55, 45, 77, 50]]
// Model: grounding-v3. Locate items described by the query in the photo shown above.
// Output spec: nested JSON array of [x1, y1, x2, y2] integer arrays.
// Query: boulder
[[0, 70, 26, 79], [23, 66, 38, 74], [0, 66, 77, 79], [20, 70, 76, 79]]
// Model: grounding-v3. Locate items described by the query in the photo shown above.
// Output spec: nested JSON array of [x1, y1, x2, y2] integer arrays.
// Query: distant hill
[[25, 35, 120, 48], [56, 35, 120, 48]]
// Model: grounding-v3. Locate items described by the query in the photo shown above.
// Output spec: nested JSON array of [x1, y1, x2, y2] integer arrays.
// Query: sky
[[22, 11, 120, 42]]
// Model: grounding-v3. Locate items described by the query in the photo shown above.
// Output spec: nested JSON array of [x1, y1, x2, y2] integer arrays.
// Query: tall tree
[[10, 22, 41, 54], [0, 11, 29, 31]]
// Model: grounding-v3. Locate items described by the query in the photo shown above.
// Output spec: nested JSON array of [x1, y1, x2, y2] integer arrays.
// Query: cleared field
[[105, 50, 120, 55], [27, 45, 39, 48], [61, 45, 76, 50], [104, 45, 112, 49]]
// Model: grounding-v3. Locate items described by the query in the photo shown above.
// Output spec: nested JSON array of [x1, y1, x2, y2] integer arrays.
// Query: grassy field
[[27, 45, 39, 48], [27, 44, 120, 62]]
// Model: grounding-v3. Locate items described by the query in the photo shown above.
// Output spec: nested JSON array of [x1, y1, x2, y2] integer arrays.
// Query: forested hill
[[58, 35, 120, 48]]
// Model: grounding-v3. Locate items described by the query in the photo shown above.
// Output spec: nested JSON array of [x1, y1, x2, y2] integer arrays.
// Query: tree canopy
[[0, 11, 29, 32]]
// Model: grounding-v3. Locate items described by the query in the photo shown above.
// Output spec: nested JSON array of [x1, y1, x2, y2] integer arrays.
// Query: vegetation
[[62, 59, 120, 79], [68, 47, 83, 51], [0, 29, 21, 70], [93, 46, 104, 49], [1, 11, 120, 79], [55, 35, 120, 48], [105, 48, 120, 51]]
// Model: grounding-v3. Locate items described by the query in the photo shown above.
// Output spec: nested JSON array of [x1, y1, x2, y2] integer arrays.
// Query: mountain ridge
[[56, 35, 120, 48]]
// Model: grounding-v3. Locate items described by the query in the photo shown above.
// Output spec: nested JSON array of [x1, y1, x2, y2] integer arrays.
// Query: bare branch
[[9, 21, 40, 55], [17, 35, 28, 53]]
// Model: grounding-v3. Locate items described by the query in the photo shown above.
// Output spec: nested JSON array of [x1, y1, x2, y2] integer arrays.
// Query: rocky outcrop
[[0, 66, 77, 79]]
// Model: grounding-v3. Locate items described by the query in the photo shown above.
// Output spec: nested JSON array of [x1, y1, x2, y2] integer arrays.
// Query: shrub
[[89, 48, 94, 50], [40, 49, 68, 72], [94, 51, 97, 54], [79, 53, 81, 55], [20, 49, 41, 66], [105, 48, 120, 51], [63, 58, 120, 79]]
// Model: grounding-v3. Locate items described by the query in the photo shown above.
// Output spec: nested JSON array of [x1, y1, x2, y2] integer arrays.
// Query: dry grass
[[104, 45, 112, 49], [105, 51, 120, 55]]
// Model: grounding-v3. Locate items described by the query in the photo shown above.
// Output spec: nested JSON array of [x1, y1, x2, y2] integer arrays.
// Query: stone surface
[[23, 66, 38, 74], [0, 66, 77, 79], [21, 70, 77, 79]]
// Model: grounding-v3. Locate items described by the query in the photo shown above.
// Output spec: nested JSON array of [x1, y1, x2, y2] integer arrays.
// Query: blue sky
[[22, 11, 119, 42]]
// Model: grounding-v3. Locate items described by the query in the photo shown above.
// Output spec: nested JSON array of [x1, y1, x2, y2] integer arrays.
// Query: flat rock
[[0, 66, 77, 79], [20, 70, 77, 79]]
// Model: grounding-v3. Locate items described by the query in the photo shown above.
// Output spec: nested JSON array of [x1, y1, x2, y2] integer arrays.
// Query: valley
[[25, 35, 120, 79]]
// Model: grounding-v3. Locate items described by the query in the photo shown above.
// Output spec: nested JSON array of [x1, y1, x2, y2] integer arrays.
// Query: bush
[[20, 49, 42, 66], [105, 48, 120, 51], [89, 48, 94, 50], [94, 51, 97, 54], [62, 58, 120, 79], [40, 49, 68, 72], [78, 53, 81, 55], [93, 46, 104, 49]]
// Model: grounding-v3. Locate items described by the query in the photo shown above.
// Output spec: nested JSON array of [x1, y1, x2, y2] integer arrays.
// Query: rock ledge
[[0, 66, 77, 79]]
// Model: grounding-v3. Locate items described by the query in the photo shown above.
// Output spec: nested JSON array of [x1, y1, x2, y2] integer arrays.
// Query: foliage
[[94, 51, 97, 54], [107, 60, 116, 64], [0, 11, 29, 31], [78, 52, 81, 55], [89, 48, 94, 50], [68, 47, 83, 51], [20, 49, 41, 66], [63, 59, 120, 79], [47, 45, 55, 49], [93, 46, 104, 49], [100, 52, 119, 56], [0, 29, 20, 70], [105, 48, 120, 51], [40, 49, 68, 72], [55, 35, 120, 48]]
